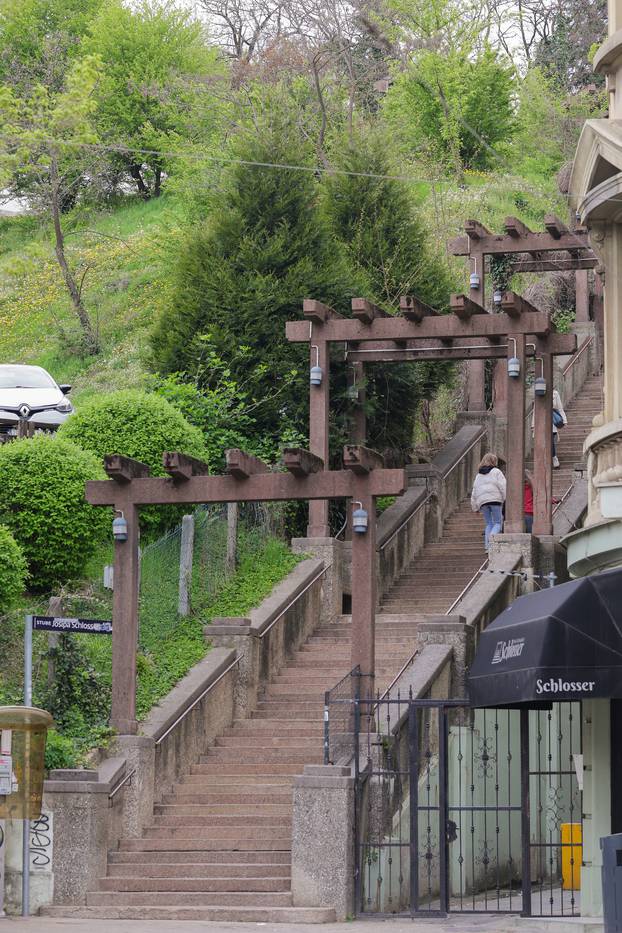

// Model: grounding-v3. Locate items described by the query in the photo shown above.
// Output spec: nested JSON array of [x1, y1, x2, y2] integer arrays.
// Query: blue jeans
[[481, 503, 503, 550]]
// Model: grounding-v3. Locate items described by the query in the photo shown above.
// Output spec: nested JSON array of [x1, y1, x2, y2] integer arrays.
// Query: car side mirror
[[59, 384, 72, 395]]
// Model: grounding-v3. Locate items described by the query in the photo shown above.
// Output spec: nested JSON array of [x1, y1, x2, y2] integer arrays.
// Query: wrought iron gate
[[354, 696, 582, 918]]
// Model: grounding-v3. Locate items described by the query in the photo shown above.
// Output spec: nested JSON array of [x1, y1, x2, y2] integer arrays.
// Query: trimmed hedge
[[0, 436, 107, 590], [0, 524, 28, 612], [59, 390, 207, 535]]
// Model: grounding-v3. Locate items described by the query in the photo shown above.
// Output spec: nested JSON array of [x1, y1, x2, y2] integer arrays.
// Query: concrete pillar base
[[291, 765, 355, 921]]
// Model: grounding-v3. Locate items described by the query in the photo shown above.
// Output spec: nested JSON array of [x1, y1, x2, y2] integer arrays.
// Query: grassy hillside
[[0, 171, 566, 402]]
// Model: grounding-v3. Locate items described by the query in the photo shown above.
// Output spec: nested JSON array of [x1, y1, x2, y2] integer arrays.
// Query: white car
[[0, 364, 74, 436]]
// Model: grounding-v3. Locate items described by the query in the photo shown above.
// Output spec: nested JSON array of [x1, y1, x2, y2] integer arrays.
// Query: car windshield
[[0, 366, 56, 389]]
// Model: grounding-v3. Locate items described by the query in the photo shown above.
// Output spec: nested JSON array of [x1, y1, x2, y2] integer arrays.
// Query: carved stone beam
[[351, 298, 391, 324], [499, 291, 542, 318], [225, 449, 271, 479], [450, 294, 488, 320], [504, 216, 533, 238], [104, 454, 151, 483], [343, 445, 384, 474], [282, 448, 324, 476], [399, 295, 439, 322], [465, 220, 492, 240], [544, 214, 569, 239], [163, 452, 210, 482], [303, 299, 343, 324]]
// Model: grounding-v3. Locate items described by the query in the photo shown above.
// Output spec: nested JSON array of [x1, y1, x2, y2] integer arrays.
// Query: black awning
[[468, 567, 622, 707]]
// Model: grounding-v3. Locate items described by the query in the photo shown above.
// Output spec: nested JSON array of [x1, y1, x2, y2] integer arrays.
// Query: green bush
[[0, 525, 28, 613], [44, 730, 78, 771], [0, 435, 107, 590], [60, 390, 206, 534]]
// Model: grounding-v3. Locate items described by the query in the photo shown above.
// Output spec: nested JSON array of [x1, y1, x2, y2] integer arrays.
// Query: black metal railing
[[323, 666, 368, 765]]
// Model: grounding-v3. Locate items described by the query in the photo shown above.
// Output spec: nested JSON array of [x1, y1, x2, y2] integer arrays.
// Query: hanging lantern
[[469, 272, 480, 290], [352, 503, 369, 534], [534, 377, 547, 397], [347, 384, 359, 401], [493, 288, 503, 306], [112, 512, 128, 542], [310, 345, 323, 387], [508, 357, 520, 378], [310, 365, 323, 387]]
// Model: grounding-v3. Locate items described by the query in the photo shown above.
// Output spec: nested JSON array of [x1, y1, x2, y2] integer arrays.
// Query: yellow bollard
[[561, 822, 582, 891]]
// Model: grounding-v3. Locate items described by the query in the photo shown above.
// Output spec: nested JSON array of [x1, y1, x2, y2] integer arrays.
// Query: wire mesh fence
[[138, 502, 275, 647]]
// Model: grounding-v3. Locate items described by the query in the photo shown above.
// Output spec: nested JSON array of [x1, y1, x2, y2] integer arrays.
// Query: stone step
[[119, 838, 291, 852], [151, 814, 293, 828], [227, 720, 323, 734], [99, 875, 291, 892], [154, 804, 292, 817], [215, 735, 319, 748], [87, 890, 294, 907], [41, 906, 336, 923], [109, 849, 291, 865], [107, 862, 291, 878], [165, 792, 292, 805], [188, 768, 295, 782], [202, 747, 320, 762]]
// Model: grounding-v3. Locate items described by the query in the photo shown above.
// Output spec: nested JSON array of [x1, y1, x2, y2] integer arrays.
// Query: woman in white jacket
[[551, 388, 568, 469], [471, 453, 507, 550], [530, 388, 568, 469]]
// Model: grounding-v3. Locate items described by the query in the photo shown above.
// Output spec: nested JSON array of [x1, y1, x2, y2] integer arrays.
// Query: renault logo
[[18, 404, 30, 418]]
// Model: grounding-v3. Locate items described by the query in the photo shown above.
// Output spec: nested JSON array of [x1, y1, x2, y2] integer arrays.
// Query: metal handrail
[[108, 768, 135, 802], [377, 494, 430, 552], [375, 649, 420, 706], [378, 429, 486, 553], [445, 558, 489, 615], [562, 335, 593, 377], [553, 481, 575, 515], [258, 564, 329, 638], [442, 430, 486, 479], [154, 656, 241, 746]]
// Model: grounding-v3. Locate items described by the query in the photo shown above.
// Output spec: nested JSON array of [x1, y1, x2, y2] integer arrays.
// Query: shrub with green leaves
[[0, 525, 28, 613], [0, 435, 107, 591], [0, 435, 109, 590], [59, 390, 206, 535]]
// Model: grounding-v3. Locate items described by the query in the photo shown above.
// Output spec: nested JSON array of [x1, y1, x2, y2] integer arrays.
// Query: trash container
[[0, 706, 53, 820], [562, 822, 582, 890], [601, 833, 622, 933]]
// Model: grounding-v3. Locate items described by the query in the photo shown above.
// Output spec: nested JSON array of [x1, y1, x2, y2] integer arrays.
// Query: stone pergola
[[86, 447, 407, 734], [289, 296, 576, 540], [449, 215, 598, 412]]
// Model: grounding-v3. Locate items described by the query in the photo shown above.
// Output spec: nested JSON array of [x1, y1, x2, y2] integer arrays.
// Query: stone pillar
[[349, 362, 366, 445], [350, 492, 376, 690], [592, 224, 622, 424], [291, 538, 344, 623], [416, 617, 472, 698], [291, 765, 355, 921], [581, 699, 611, 916], [533, 353, 553, 535], [112, 497, 140, 735], [504, 334, 526, 533], [466, 247, 486, 411], [308, 337, 330, 537], [111, 735, 155, 837], [41, 773, 111, 906], [575, 269, 590, 323], [178, 513, 194, 617]]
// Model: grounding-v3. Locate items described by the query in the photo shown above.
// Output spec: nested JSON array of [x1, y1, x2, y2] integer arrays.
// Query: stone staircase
[[44, 374, 602, 923], [46, 511, 486, 922], [550, 373, 603, 499]]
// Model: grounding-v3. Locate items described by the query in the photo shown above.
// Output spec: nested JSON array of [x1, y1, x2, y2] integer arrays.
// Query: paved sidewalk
[[0, 916, 557, 933]]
